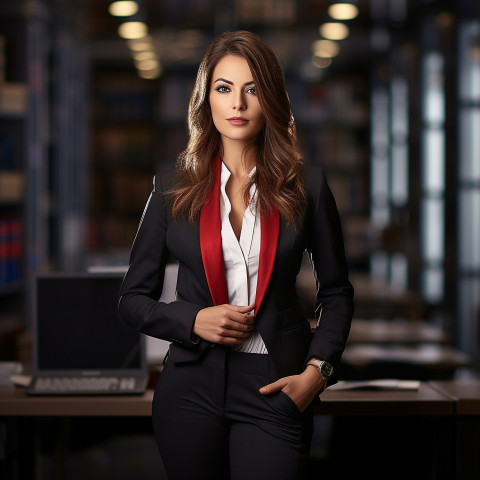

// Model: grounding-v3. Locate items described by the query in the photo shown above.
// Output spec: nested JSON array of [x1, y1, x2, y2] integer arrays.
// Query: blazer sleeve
[[305, 167, 354, 370], [118, 173, 203, 348]]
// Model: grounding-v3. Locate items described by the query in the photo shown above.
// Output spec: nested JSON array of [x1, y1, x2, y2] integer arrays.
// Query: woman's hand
[[193, 303, 255, 345], [259, 366, 325, 412]]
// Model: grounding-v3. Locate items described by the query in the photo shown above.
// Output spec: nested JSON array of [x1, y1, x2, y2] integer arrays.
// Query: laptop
[[27, 272, 148, 395]]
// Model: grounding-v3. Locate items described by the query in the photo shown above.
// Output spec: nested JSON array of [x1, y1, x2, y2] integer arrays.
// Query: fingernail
[[259, 387, 266, 393]]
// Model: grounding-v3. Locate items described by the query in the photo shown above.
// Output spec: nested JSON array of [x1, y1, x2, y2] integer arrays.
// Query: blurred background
[[1, 0, 480, 378], [1, 0, 480, 478]]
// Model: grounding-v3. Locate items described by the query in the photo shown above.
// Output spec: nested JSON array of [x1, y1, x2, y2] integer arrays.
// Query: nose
[[233, 91, 246, 111]]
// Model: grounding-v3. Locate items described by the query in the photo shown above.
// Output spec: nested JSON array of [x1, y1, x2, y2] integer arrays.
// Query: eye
[[246, 86, 256, 95], [214, 84, 230, 93]]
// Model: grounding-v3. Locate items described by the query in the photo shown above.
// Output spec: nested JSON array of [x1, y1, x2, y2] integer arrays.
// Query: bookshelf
[[88, 71, 158, 256], [88, 66, 195, 265], [291, 75, 371, 271], [0, 0, 89, 348], [0, 8, 29, 324]]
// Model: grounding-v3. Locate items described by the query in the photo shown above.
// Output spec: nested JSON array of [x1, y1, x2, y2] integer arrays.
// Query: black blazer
[[119, 157, 354, 380]]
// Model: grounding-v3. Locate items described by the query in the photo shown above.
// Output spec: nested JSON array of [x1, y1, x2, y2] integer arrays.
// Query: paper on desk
[[10, 374, 32, 388], [328, 379, 420, 391]]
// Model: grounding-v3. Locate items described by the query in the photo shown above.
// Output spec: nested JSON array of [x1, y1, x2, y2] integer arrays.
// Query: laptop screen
[[33, 273, 145, 373]]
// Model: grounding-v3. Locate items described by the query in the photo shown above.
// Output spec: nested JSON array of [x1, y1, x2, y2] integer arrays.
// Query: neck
[[220, 138, 258, 177]]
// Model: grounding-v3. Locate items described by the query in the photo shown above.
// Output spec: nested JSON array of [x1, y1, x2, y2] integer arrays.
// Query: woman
[[119, 30, 354, 480]]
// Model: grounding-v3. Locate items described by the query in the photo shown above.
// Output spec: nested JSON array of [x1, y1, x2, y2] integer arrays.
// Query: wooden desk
[[0, 387, 154, 417], [0, 383, 454, 417], [430, 380, 480, 415], [319, 381, 454, 416], [430, 380, 480, 480]]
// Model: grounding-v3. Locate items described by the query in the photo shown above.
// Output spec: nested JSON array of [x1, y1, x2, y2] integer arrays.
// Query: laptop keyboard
[[32, 376, 138, 393]]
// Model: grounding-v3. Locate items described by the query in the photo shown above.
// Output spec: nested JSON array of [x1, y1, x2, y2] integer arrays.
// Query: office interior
[[1, 0, 480, 479]]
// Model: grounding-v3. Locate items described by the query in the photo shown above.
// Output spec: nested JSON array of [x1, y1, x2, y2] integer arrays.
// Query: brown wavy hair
[[169, 30, 306, 226]]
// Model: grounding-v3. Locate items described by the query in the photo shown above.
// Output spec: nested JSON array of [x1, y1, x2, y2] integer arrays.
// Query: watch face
[[321, 362, 333, 378]]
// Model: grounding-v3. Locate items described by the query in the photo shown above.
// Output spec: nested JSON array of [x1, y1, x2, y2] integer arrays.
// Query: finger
[[220, 327, 253, 339], [218, 320, 253, 334], [259, 378, 288, 395], [222, 305, 255, 324], [231, 308, 256, 323], [217, 315, 254, 332], [219, 310, 254, 327], [223, 303, 255, 314]]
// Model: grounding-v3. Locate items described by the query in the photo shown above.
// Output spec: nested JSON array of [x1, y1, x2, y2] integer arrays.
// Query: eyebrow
[[213, 77, 255, 86]]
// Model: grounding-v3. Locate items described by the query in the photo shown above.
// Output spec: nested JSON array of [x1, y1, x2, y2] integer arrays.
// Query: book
[[328, 379, 421, 391], [0, 170, 25, 201], [0, 217, 22, 286], [0, 35, 5, 86], [0, 82, 27, 115]]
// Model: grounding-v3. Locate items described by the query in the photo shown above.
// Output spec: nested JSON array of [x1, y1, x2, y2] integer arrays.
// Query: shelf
[[90, 68, 159, 252], [0, 200, 23, 208], [92, 72, 156, 122], [0, 111, 26, 120], [93, 119, 154, 128], [0, 281, 22, 296]]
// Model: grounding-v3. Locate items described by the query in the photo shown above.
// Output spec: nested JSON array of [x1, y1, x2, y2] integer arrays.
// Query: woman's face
[[209, 55, 265, 145]]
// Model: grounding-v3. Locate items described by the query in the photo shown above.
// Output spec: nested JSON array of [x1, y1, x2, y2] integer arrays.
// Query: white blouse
[[220, 161, 268, 354]]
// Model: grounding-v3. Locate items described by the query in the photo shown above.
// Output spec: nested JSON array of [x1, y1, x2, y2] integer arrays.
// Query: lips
[[227, 117, 248, 126]]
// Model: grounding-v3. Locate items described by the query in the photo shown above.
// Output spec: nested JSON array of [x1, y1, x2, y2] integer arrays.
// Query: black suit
[[118, 158, 354, 479], [119, 160, 353, 377]]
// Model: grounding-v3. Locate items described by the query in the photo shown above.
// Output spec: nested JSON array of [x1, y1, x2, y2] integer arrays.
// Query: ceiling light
[[127, 37, 153, 51], [138, 66, 162, 80], [319, 22, 350, 40], [109, 1, 139, 17], [312, 39, 340, 57], [313, 50, 334, 60], [118, 21, 148, 39], [312, 55, 332, 69], [135, 59, 160, 71], [328, 3, 359, 21], [133, 51, 157, 61]]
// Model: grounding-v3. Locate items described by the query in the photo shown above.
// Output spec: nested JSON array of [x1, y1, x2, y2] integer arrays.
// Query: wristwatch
[[307, 359, 334, 381]]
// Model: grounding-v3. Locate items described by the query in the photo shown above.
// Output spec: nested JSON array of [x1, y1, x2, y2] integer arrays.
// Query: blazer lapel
[[199, 154, 280, 313], [255, 205, 280, 316], [199, 156, 229, 305]]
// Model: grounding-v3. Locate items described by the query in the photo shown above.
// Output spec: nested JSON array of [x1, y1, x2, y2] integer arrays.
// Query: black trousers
[[152, 346, 313, 480]]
